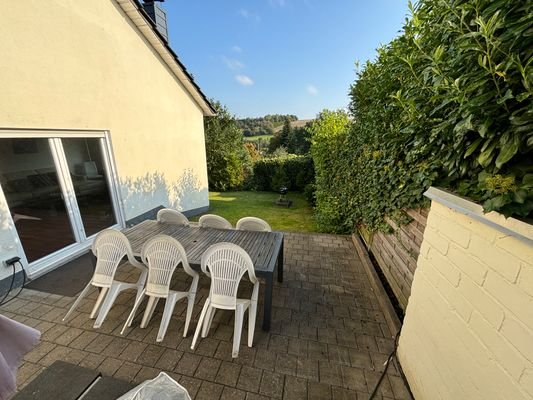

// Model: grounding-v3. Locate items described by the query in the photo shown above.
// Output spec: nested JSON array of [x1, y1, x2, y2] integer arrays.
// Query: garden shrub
[[252, 155, 315, 192], [311, 0, 533, 233]]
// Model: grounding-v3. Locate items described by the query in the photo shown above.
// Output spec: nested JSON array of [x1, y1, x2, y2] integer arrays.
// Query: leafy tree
[[268, 118, 292, 153], [287, 126, 312, 155], [204, 101, 247, 190]]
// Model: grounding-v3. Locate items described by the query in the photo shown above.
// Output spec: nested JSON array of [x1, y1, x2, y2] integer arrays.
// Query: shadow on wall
[[119, 169, 208, 222]]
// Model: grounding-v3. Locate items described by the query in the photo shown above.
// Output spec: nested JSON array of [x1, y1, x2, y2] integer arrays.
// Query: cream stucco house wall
[[0, 0, 215, 287]]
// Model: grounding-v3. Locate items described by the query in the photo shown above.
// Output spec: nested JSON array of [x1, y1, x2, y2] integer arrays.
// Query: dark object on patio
[[275, 186, 292, 207], [13, 361, 134, 400], [25, 252, 94, 297]]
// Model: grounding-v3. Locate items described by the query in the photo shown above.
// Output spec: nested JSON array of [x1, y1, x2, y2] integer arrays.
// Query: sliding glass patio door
[[0, 132, 123, 271]]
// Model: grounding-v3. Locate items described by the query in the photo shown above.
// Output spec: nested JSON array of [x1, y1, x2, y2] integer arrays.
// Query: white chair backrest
[[141, 235, 196, 297], [236, 217, 272, 232], [91, 229, 140, 287], [201, 243, 257, 309], [156, 208, 189, 226], [198, 214, 232, 230]]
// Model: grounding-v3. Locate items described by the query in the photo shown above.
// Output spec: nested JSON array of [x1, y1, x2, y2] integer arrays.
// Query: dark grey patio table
[[122, 220, 284, 331]]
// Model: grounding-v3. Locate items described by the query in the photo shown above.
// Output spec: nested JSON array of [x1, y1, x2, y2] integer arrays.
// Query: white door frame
[[0, 129, 125, 279]]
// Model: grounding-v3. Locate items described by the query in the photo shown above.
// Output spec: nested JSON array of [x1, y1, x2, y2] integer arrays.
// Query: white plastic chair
[[198, 214, 232, 230], [63, 229, 147, 329], [121, 235, 199, 342], [157, 208, 189, 226], [236, 217, 272, 232], [191, 243, 259, 358]]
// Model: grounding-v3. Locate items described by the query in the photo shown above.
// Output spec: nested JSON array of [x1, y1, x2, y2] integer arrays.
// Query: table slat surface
[[123, 220, 283, 274]]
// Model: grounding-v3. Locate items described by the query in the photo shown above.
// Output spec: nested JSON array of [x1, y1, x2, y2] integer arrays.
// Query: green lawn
[[191, 191, 317, 233]]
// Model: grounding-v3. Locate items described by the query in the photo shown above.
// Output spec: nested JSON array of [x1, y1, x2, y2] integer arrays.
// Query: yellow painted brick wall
[[397, 199, 533, 400]]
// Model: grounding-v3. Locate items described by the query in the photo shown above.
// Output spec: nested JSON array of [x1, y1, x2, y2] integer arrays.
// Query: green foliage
[[268, 119, 312, 155], [237, 114, 298, 137], [252, 155, 315, 192], [311, 0, 533, 233], [204, 101, 248, 191], [308, 110, 353, 232]]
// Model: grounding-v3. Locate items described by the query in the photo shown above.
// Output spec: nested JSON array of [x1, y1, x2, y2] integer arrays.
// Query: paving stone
[[196, 381, 224, 400], [155, 348, 183, 371], [195, 357, 222, 381], [69, 330, 99, 350], [79, 352, 105, 370], [215, 361, 241, 386], [23, 341, 56, 364], [388, 375, 413, 400], [331, 386, 359, 400], [175, 352, 202, 377], [85, 333, 114, 353], [114, 361, 142, 382], [341, 365, 367, 392], [175, 375, 202, 398], [318, 361, 343, 387], [328, 345, 351, 366], [254, 348, 277, 371], [246, 393, 270, 400], [137, 344, 166, 367], [104, 337, 132, 358], [296, 358, 318, 382], [272, 345, 299, 372], [308, 381, 332, 400], [119, 340, 149, 362], [259, 370, 285, 398], [364, 370, 395, 398], [133, 366, 160, 384], [237, 365, 263, 393], [283, 375, 307, 400], [220, 386, 247, 400], [99, 357, 124, 376]]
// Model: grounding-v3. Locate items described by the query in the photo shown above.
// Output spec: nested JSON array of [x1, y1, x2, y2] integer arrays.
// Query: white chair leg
[[248, 301, 257, 347], [63, 283, 93, 321], [90, 287, 109, 319], [233, 305, 244, 358], [183, 293, 195, 338], [94, 284, 123, 328], [157, 295, 176, 342], [202, 305, 215, 338], [191, 299, 210, 351], [121, 290, 146, 334], [141, 296, 159, 328]]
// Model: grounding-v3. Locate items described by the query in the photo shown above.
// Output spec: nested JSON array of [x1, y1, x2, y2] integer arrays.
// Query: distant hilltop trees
[[237, 114, 298, 137]]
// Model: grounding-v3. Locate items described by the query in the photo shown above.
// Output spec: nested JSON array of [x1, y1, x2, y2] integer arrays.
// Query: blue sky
[[164, 1, 410, 119]]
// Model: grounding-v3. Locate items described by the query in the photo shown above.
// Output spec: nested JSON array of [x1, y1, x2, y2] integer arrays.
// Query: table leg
[[262, 273, 273, 331], [277, 239, 284, 283]]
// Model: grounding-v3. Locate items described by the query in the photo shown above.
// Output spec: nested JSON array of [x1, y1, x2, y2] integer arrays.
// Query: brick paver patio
[[1, 232, 412, 399]]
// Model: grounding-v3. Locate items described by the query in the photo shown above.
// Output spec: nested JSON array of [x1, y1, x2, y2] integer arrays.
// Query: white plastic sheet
[[117, 372, 191, 400]]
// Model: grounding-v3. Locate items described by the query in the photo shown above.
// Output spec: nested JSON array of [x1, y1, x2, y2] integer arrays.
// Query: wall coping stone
[[425, 187, 533, 245]]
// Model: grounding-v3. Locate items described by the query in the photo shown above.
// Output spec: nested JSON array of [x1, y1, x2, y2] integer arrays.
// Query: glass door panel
[[61, 138, 117, 237], [0, 138, 76, 262]]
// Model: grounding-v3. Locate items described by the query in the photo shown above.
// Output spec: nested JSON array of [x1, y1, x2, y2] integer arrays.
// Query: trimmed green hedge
[[311, 0, 533, 233], [252, 155, 315, 192]]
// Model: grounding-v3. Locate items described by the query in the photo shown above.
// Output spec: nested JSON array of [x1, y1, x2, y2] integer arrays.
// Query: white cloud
[[231, 45, 242, 53], [239, 8, 261, 22], [306, 84, 318, 95], [235, 75, 254, 86], [222, 56, 244, 70]]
